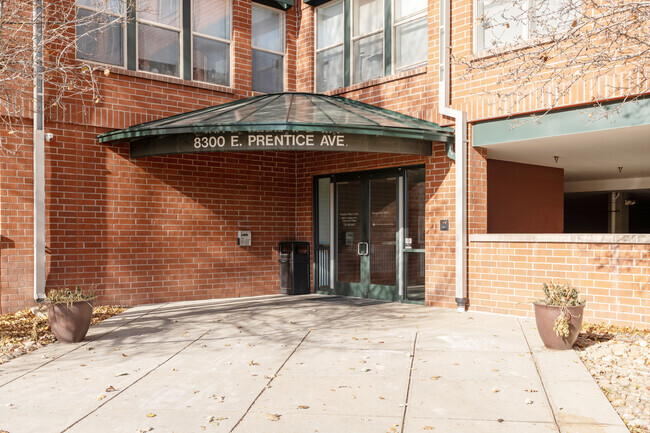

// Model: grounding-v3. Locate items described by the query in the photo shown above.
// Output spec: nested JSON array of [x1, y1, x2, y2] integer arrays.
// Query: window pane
[[352, 33, 383, 83], [479, 0, 525, 50], [317, 1, 343, 49], [77, 0, 123, 14], [193, 36, 229, 86], [139, 0, 181, 27], [353, 0, 383, 36], [316, 46, 344, 92], [138, 23, 180, 76], [531, 0, 579, 37], [395, 0, 426, 20], [318, 177, 331, 245], [252, 6, 283, 53], [76, 9, 124, 66], [193, 0, 229, 39], [406, 167, 425, 250], [395, 17, 427, 70], [252, 50, 283, 93]]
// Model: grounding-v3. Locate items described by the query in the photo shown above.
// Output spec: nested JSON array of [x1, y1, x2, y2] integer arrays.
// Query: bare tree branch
[[454, 0, 650, 122], [0, 0, 131, 154]]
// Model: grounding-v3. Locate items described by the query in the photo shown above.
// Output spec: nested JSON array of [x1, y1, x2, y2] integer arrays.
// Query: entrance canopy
[[98, 93, 454, 158]]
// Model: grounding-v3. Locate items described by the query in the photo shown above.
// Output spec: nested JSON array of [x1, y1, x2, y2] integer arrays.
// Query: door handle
[[357, 242, 369, 256]]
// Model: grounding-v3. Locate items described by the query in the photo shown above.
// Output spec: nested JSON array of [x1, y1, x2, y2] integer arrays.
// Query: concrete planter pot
[[47, 301, 94, 343], [534, 303, 585, 350]]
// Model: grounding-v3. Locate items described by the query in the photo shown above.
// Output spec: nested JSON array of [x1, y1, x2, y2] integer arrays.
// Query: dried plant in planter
[[537, 282, 586, 337], [42, 287, 97, 343], [43, 287, 96, 306]]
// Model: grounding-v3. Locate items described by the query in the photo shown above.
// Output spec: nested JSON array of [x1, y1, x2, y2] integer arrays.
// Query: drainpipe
[[33, 0, 46, 301], [439, 0, 468, 312]]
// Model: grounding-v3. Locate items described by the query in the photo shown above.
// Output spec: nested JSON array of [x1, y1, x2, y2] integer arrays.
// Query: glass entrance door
[[335, 172, 398, 301]]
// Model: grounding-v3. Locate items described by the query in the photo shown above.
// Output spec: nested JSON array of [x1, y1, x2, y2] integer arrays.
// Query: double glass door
[[314, 166, 426, 302], [336, 171, 398, 301]]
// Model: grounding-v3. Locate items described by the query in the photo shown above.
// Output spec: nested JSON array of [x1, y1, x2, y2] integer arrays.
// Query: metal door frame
[[313, 165, 425, 302]]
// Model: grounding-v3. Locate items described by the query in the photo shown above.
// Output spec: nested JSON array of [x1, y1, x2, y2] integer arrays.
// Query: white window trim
[[76, 2, 127, 67], [251, 3, 286, 92], [136, 0, 183, 78], [191, 0, 233, 86], [314, 0, 344, 93], [391, 0, 427, 72]]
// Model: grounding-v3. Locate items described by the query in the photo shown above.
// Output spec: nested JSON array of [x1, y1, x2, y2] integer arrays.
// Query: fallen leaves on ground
[[265, 413, 281, 421], [575, 322, 650, 348], [1, 306, 128, 364]]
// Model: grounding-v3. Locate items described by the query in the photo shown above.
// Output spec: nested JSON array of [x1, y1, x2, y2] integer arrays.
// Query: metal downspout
[[33, 0, 46, 301], [439, 0, 468, 311]]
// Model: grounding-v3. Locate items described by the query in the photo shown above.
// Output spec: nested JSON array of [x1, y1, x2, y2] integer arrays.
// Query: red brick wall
[[469, 241, 649, 328], [0, 122, 34, 312], [1, 120, 301, 312], [487, 159, 564, 233]]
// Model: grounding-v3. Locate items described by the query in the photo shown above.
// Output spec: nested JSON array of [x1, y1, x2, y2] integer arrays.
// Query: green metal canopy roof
[[98, 93, 454, 158]]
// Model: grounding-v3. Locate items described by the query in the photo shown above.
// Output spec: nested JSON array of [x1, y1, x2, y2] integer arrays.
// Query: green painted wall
[[473, 99, 650, 147]]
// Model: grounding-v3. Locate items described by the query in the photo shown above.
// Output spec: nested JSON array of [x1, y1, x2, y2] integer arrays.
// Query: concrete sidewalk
[[0, 295, 627, 433]]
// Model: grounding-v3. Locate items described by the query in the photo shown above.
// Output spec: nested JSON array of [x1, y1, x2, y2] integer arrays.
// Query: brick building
[[0, 0, 648, 328]]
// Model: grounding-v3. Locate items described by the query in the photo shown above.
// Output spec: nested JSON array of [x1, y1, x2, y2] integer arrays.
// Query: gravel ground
[[1, 309, 648, 432], [574, 324, 650, 433]]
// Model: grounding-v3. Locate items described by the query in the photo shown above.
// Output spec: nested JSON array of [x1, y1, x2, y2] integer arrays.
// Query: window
[[393, 0, 427, 71], [76, 0, 125, 66], [352, 0, 384, 83], [316, 1, 344, 92], [476, 0, 580, 52], [314, 0, 428, 93], [137, 0, 181, 77], [192, 0, 231, 85], [252, 5, 284, 93]]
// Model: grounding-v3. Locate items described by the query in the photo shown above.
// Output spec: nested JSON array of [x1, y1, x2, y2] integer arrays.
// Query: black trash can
[[279, 242, 310, 295]]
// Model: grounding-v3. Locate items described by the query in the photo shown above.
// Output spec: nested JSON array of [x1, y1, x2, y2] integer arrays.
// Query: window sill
[[86, 61, 236, 95], [470, 233, 650, 245], [472, 35, 558, 62], [325, 65, 427, 96]]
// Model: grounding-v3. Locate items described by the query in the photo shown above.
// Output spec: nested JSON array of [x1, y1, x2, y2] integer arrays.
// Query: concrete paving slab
[[411, 349, 539, 381], [283, 345, 415, 377], [403, 417, 559, 433], [532, 348, 598, 383], [406, 376, 553, 422], [0, 295, 628, 433], [545, 379, 625, 426], [235, 411, 405, 433], [416, 327, 531, 353], [251, 373, 408, 417]]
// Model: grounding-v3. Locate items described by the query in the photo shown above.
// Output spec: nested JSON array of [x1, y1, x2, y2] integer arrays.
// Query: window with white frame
[[137, 0, 182, 77], [352, 0, 384, 84], [393, 0, 427, 71], [192, 0, 231, 86], [251, 5, 285, 93], [476, 0, 580, 52], [76, 0, 125, 66], [314, 0, 428, 92], [316, 1, 344, 93]]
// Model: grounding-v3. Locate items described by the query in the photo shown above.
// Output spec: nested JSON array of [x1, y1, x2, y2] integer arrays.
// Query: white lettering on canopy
[[194, 133, 348, 150]]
